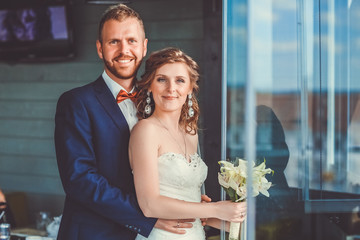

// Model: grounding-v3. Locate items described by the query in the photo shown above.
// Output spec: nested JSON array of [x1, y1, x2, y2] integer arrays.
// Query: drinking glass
[[0, 223, 10, 240], [36, 211, 51, 231]]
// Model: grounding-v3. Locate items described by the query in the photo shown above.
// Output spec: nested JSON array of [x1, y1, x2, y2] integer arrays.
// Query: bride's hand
[[214, 201, 247, 222]]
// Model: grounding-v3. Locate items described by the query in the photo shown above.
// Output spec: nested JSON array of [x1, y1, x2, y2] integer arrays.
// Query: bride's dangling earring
[[187, 93, 194, 118], [144, 91, 152, 117]]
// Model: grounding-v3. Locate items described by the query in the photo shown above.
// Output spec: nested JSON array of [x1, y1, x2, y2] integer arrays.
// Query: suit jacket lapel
[[93, 76, 130, 132]]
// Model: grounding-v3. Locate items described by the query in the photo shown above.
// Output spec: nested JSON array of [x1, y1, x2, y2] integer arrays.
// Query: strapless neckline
[[158, 152, 200, 164]]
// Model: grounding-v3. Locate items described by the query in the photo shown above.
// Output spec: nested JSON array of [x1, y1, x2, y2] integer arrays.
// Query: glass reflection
[[224, 0, 360, 239]]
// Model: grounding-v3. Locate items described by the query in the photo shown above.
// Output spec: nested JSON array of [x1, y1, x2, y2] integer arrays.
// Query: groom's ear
[[96, 40, 103, 59], [143, 38, 148, 57]]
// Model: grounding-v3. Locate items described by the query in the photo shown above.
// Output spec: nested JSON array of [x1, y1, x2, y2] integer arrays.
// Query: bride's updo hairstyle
[[137, 47, 200, 135]]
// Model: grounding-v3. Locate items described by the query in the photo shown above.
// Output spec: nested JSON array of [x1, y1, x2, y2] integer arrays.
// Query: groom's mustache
[[114, 54, 134, 61]]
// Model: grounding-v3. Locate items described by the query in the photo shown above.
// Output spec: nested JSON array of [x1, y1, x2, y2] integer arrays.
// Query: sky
[[226, 0, 360, 92]]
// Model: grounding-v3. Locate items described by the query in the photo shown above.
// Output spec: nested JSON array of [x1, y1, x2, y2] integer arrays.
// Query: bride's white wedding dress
[[135, 152, 208, 240]]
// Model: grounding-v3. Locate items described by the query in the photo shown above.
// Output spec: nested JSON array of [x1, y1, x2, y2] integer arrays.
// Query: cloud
[[273, 41, 297, 52], [351, 7, 360, 22], [228, 26, 247, 42], [315, 34, 347, 54], [233, 2, 247, 16], [255, 4, 278, 23], [320, 11, 336, 26], [272, 0, 297, 11]]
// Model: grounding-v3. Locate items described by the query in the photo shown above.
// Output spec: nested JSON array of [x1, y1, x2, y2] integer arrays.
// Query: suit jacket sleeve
[[54, 90, 156, 237]]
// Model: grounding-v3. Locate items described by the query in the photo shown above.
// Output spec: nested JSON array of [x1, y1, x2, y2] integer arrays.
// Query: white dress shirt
[[102, 71, 138, 131]]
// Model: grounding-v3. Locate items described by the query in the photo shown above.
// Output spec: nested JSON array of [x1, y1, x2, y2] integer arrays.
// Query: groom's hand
[[201, 194, 211, 203], [201, 194, 212, 226], [155, 219, 195, 234]]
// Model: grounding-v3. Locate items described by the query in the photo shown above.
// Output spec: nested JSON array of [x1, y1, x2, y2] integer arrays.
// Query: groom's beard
[[103, 54, 142, 81]]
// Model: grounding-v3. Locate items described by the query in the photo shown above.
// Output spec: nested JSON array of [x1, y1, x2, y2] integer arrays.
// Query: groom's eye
[[109, 39, 118, 45]]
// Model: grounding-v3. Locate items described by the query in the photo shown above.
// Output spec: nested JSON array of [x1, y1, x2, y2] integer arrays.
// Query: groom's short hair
[[98, 3, 145, 43]]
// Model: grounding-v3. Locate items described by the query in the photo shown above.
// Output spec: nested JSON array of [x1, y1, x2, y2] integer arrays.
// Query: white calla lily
[[218, 159, 273, 201], [219, 158, 273, 240]]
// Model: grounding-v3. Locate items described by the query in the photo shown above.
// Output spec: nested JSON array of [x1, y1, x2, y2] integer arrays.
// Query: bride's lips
[[162, 96, 177, 100]]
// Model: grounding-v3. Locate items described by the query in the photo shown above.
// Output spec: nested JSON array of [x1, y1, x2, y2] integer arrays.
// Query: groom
[[55, 4, 193, 239]]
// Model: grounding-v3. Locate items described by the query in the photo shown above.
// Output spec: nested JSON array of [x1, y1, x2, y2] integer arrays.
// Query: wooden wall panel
[[0, 138, 54, 157], [0, 174, 63, 195], [0, 83, 86, 100], [0, 63, 103, 82], [145, 20, 203, 40], [0, 101, 56, 119], [0, 119, 54, 138], [0, 155, 59, 177], [132, 0, 202, 21]]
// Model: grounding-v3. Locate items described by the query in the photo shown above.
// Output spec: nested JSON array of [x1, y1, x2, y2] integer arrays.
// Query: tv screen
[[0, 0, 74, 61]]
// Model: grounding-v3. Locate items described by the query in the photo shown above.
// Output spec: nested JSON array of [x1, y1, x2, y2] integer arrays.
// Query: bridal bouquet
[[218, 158, 273, 240]]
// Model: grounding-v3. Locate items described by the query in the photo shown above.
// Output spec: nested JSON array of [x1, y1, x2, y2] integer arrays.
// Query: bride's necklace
[[154, 115, 187, 159]]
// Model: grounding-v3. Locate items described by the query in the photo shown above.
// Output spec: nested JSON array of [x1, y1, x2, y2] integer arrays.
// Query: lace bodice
[[136, 152, 208, 240]]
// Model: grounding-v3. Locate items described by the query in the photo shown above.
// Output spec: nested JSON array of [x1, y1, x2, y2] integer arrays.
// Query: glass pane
[[348, 0, 360, 195], [223, 0, 360, 239], [303, 0, 360, 205], [224, 0, 302, 239], [221, 0, 250, 239]]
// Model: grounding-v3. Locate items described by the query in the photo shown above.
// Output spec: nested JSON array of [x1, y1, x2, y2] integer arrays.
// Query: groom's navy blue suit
[[55, 76, 156, 240]]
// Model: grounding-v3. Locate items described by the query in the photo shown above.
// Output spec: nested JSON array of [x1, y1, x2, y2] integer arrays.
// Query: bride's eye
[[156, 77, 166, 82], [176, 78, 185, 83]]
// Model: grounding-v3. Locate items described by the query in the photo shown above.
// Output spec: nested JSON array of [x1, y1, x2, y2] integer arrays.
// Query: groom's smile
[[114, 54, 134, 66]]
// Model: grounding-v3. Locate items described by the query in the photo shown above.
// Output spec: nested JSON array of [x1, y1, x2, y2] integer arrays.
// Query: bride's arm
[[206, 219, 230, 232], [129, 121, 245, 222]]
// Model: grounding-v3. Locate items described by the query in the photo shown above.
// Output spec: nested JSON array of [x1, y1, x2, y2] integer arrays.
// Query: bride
[[129, 47, 246, 240]]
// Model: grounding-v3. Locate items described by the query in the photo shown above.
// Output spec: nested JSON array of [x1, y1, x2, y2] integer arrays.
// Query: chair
[[5, 192, 29, 228]]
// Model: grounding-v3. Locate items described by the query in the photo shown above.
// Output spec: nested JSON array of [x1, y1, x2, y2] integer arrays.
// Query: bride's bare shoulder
[[188, 132, 198, 146], [131, 118, 159, 137]]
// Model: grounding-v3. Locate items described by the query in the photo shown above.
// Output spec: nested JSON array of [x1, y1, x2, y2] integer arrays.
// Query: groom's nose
[[116, 40, 130, 55]]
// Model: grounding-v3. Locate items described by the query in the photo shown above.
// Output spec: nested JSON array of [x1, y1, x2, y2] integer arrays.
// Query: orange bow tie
[[116, 89, 138, 103]]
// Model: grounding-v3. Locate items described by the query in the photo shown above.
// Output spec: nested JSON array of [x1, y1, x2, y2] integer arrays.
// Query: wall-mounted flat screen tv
[[0, 0, 74, 62]]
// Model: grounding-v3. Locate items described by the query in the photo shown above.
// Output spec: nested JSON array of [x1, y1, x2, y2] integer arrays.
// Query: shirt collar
[[102, 71, 136, 99]]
